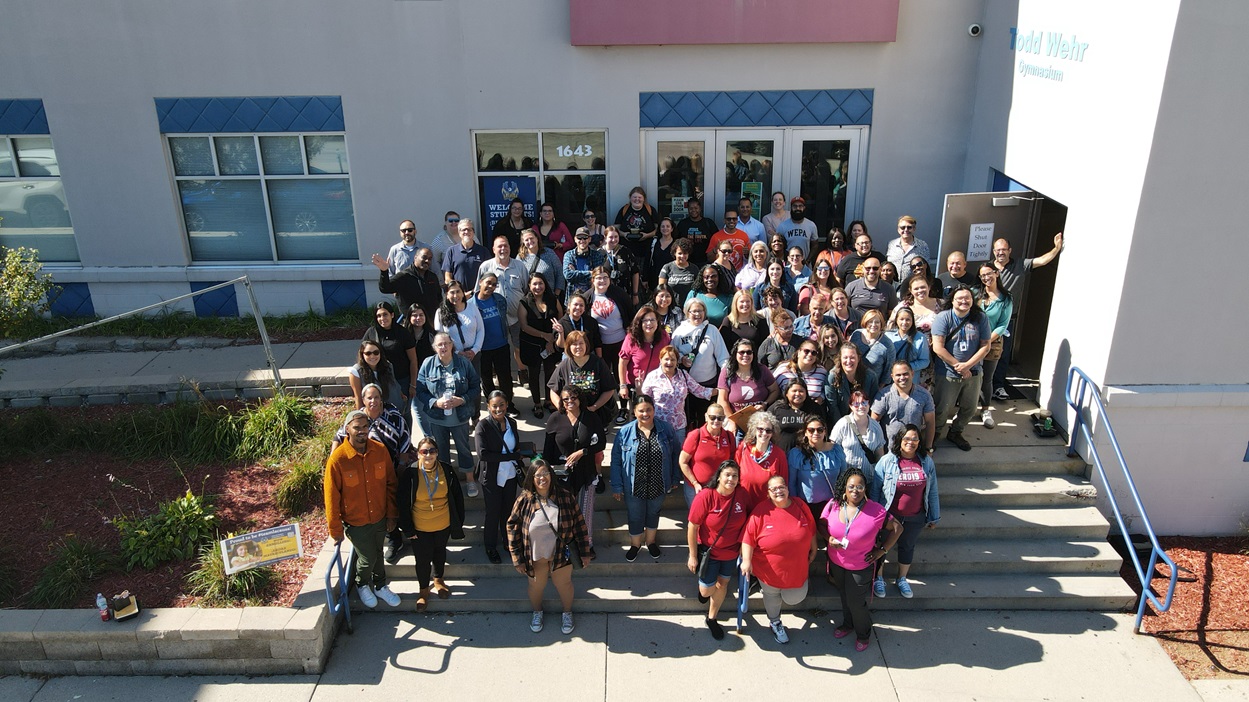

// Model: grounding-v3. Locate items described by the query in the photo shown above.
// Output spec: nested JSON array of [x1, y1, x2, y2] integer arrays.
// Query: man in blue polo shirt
[[930, 286, 991, 451], [442, 218, 490, 293]]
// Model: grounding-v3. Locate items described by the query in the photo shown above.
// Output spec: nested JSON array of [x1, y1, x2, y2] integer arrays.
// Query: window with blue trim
[[0, 135, 79, 262], [169, 133, 357, 262]]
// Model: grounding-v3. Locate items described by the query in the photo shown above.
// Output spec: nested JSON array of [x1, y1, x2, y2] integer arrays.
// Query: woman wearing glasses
[[544, 386, 607, 559], [679, 404, 737, 505], [580, 209, 604, 247], [788, 415, 844, 525], [830, 389, 886, 483], [397, 436, 465, 612], [717, 339, 780, 435], [736, 410, 787, 504], [870, 424, 939, 600]]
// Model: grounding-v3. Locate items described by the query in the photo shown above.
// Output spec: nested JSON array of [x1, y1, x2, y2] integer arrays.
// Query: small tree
[[0, 246, 54, 339]]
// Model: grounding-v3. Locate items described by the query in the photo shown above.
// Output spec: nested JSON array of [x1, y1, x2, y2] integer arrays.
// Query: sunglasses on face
[[400, 227, 415, 233], [418, 448, 437, 455]]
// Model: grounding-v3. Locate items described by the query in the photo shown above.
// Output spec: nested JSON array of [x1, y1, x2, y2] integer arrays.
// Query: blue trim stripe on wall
[[0, 100, 50, 134], [640, 90, 873, 128], [321, 280, 365, 315], [48, 283, 94, 318], [155, 96, 345, 133], [190, 281, 240, 318]]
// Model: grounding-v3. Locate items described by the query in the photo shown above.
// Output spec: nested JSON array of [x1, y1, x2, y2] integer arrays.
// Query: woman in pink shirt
[[821, 467, 902, 652], [618, 306, 670, 407]]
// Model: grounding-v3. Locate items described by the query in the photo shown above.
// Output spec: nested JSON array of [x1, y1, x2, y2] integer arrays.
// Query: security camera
[[968, 24, 982, 37]]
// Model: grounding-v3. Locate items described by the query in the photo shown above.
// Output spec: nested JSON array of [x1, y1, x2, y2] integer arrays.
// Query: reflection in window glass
[[655, 141, 704, 221], [475, 133, 538, 171], [170, 137, 216, 177], [16, 137, 58, 177], [0, 141, 13, 177], [267, 178, 357, 260], [798, 139, 851, 235], [260, 136, 304, 175], [541, 132, 606, 171], [179, 179, 273, 261], [0, 180, 79, 261], [214, 136, 259, 176], [305, 135, 348, 174], [723, 139, 773, 217]]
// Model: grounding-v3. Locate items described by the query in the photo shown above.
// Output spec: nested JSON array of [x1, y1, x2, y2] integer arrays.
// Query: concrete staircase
[[369, 404, 1137, 613]]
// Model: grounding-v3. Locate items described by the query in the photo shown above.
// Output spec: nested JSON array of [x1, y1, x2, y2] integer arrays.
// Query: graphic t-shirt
[[891, 457, 927, 518], [591, 292, 625, 344]]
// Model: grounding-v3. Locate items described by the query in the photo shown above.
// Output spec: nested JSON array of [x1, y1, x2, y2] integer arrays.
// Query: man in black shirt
[[373, 247, 442, 321], [674, 198, 717, 266], [937, 250, 979, 300], [835, 232, 887, 286]]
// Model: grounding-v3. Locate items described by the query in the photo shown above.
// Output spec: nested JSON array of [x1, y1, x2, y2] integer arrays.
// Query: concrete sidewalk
[[3, 610, 1238, 701]]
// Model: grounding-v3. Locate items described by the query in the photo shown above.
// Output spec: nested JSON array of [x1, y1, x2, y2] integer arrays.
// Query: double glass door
[[644, 127, 866, 236]]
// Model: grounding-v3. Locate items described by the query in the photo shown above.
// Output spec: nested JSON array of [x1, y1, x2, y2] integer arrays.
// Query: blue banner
[[480, 175, 537, 232]]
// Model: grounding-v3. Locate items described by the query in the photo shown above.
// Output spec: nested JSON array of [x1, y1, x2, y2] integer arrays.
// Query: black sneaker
[[614, 409, 629, 426], [625, 546, 640, 562], [647, 543, 662, 560], [384, 538, 405, 565], [507, 404, 520, 417], [946, 431, 972, 451], [706, 618, 725, 640]]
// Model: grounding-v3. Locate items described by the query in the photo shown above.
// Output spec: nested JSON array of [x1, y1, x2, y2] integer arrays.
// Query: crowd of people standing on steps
[[325, 189, 1064, 644]]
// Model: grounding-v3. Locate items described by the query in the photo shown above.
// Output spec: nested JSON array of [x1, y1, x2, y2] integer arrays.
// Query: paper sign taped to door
[[968, 223, 994, 261]]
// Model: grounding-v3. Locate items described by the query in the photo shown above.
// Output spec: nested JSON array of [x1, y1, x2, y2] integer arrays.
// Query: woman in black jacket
[[396, 436, 465, 612], [473, 391, 526, 564]]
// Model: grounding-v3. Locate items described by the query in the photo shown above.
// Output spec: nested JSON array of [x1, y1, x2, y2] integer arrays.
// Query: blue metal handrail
[[1065, 366, 1177, 633], [324, 540, 356, 634]]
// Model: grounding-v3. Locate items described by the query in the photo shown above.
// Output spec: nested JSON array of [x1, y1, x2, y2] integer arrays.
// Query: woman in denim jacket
[[610, 395, 681, 562], [415, 332, 482, 496], [869, 424, 939, 600]]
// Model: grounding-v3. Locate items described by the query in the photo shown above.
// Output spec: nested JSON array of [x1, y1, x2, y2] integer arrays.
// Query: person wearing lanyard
[[473, 391, 525, 564], [396, 436, 465, 612], [822, 467, 902, 652]]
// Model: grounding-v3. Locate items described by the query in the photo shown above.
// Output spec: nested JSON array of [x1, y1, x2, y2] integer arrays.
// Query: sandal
[[416, 589, 431, 613]]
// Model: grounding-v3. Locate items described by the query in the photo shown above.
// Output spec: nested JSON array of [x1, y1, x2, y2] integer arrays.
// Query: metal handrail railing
[[0, 276, 283, 388], [1065, 366, 1177, 633], [324, 540, 355, 634]]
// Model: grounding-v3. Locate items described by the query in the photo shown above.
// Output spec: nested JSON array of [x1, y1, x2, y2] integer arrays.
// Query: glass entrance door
[[645, 127, 866, 233]]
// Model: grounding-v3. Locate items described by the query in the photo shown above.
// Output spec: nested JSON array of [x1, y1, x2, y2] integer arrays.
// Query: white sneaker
[[530, 611, 544, 633], [982, 408, 996, 429], [770, 618, 789, 644], [375, 585, 401, 607], [561, 611, 575, 634], [357, 584, 378, 609]]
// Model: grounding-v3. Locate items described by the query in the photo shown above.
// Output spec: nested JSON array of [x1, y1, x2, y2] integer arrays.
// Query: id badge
[[958, 339, 969, 353]]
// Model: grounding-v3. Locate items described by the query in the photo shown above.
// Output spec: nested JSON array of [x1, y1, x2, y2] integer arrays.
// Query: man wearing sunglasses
[[844, 257, 899, 316], [385, 219, 430, 275]]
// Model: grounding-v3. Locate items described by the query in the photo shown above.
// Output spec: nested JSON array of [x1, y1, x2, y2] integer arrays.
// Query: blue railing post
[[324, 540, 355, 634], [1064, 366, 1178, 633]]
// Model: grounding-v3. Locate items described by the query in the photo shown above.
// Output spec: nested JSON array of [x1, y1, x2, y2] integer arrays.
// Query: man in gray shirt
[[872, 360, 936, 452], [845, 257, 899, 316], [386, 219, 430, 275], [930, 286, 992, 451]]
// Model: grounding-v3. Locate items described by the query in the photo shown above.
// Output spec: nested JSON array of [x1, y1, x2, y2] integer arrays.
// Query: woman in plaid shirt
[[506, 458, 592, 635]]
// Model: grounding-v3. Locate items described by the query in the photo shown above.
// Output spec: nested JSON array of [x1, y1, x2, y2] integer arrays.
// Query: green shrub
[[114, 490, 216, 571], [185, 541, 277, 605], [28, 536, 113, 608], [237, 393, 314, 460], [274, 436, 329, 516], [0, 246, 53, 339]]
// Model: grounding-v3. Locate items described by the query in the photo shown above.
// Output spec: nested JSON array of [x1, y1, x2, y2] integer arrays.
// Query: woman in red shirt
[[736, 411, 788, 505], [679, 404, 737, 505], [741, 475, 817, 645], [686, 460, 753, 640]]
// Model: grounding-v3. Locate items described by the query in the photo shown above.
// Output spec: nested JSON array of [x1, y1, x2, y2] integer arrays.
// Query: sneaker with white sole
[[357, 584, 378, 609], [872, 576, 886, 598], [561, 612, 575, 634], [896, 577, 914, 599], [769, 618, 789, 644], [530, 611, 544, 632], [375, 585, 401, 607], [465, 481, 480, 498], [982, 408, 996, 429], [992, 387, 1010, 401]]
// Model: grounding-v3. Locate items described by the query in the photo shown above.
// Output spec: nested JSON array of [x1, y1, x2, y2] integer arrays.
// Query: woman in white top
[[670, 297, 730, 428], [830, 389, 886, 483], [433, 280, 483, 366], [735, 241, 772, 291]]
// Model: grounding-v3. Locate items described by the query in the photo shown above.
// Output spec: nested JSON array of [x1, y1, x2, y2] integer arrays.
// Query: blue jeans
[[428, 421, 474, 477], [409, 397, 433, 438], [623, 492, 665, 536]]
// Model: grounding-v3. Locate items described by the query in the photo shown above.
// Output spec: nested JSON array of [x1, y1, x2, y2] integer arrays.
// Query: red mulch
[[1120, 536, 1249, 680], [0, 403, 341, 610]]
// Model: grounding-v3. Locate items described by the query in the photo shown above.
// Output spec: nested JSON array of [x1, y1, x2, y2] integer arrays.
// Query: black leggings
[[829, 561, 874, 642], [412, 527, 451, 589], [479, 345, 514, 403]]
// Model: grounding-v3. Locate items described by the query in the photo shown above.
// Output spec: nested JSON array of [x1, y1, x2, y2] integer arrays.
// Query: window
[[472, 130, 607, 234], [169, 133, 357, 262], [0, 136, 78, 262]]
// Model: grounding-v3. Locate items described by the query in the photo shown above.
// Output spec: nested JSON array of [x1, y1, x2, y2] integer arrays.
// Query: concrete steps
[[367, 404, 1135, 613]]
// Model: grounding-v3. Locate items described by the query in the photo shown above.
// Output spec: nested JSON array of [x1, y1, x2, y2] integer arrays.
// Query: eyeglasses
[[799, 348, 817, 356], [418, 448, 438, 455], [575, 236, 590, 241], [768, 485, 788, 493], [862, 266, 879, 271], [845, 484, 865, 492], [736, 350, 754, 356], [806, 426, 826, 433], [724, 217, 738, 222], [400, 227, 415, 233], [707, 415, 725, 422], [562, 396, 580, 403], [534, 473, 551, 481], [757, 427, 773, 434]]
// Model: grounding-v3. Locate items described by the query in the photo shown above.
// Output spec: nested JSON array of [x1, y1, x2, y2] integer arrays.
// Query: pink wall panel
[[570, 0, 899, 46]]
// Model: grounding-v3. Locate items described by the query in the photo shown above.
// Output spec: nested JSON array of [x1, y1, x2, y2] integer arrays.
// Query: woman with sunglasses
[[869, 424, 939, 600], [717, 339, 779, 435], [687, 460, 752, 641], [736, 410, 787, 504], [349, 340, 402, 409], [544, 386, 607, 559], [977, 264, 1013, 429], [580, 209, 604, 247], [473, 391, 525, 565], [679, 404, 737, 505], [397, 436, 465, 612], [797, 260, 838, 315], [788, 415, 844, 526], [773, 340, 830, 409], [830, 389, 886, 482], [506, 457, 592, 635], [823, 467, 902, 651], [899, 256, 941, 297]]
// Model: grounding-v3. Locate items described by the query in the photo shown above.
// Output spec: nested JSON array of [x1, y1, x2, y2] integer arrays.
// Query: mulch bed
[[0, 403, 337, 610], [1121, 536, 1249, 680]]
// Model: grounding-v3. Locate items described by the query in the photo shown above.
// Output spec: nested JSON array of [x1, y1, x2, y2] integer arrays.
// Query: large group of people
[[324, 194, 1064, 646]]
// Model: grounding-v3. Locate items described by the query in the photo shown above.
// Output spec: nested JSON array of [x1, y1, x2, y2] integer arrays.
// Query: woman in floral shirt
[[640, 346, 714, 445]]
